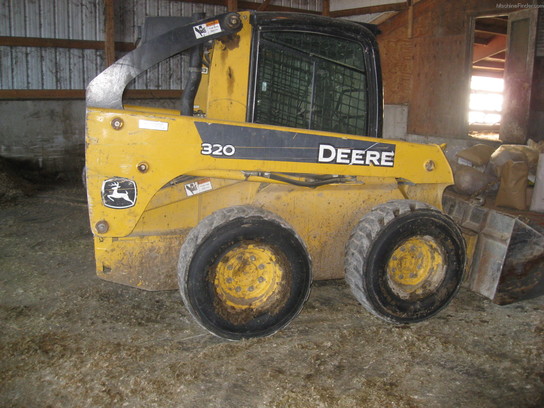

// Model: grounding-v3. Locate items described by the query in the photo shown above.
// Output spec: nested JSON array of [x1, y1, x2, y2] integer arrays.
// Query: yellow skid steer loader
[[85, 11, 467, 340]]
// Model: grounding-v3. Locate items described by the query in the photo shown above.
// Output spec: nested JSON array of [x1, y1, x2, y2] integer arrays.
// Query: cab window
[[253, 31, 368, 135]]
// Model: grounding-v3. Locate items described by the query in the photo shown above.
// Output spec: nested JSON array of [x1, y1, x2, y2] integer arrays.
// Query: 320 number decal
[[201, 143, 236, 156]]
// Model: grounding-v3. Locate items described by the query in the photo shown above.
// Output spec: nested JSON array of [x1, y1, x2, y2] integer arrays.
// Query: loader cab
[[205, 12, 383, 138]]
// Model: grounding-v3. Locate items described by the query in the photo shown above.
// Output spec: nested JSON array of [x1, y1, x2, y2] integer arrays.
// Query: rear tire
[[178, 206, 312, 340], [345, 200, 466, 324]]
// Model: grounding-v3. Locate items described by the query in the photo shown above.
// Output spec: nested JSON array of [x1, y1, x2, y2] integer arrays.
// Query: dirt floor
[[1, 184, 543, 408]]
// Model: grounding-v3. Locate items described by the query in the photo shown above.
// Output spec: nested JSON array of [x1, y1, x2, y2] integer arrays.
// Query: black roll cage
[[247, 13, 383, 138]]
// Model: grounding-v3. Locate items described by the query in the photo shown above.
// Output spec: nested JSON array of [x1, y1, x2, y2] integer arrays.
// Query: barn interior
[[1, 1, 543, 407]]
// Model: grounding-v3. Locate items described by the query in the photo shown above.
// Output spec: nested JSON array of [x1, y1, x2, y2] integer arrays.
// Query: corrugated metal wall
[[0, 0, 322, 92], [0, 0, 105, 90]]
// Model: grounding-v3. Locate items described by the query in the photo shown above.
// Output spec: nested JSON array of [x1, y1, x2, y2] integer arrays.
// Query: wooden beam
[[238, 1, 320, 14], [475, 29, 507, 37], [473, 60, 505, 70], [0, 90, 85, 100], [407, 0, 413, 39], [0, 89, 183, 100], [330, 2, 408, 18], [173, 0, 320, 14], [369, 11, 398, 25], [473, 35, 507, 63], [475, 18, 507, 36], [471, 71, 503, 79], [172, 0, 225, 7], [0, 36, 134, 52], [104, 0, 116, 67]]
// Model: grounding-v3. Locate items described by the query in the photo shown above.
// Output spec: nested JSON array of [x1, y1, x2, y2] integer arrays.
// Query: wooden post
[[322, 0, 330, 16], [258, 0, 272, 11], [227, 0, 238, 12], [104, 0, 116, 67], [407, 0, 413, 39]]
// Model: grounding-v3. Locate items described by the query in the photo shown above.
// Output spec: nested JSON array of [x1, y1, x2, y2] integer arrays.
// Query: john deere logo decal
[[102, 178, 137, 209]]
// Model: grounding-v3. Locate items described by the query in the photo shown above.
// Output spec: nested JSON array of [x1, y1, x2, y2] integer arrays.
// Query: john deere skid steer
[[85, 11, 466, 339]]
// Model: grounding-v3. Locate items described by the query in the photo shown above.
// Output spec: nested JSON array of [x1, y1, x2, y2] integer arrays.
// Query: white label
[[185, 178, 213, 196], [138, 119, 168, 131], [193, 20, 222, 39]]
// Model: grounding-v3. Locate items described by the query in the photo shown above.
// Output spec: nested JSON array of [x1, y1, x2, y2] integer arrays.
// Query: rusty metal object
[[443, 191, 544, 304]]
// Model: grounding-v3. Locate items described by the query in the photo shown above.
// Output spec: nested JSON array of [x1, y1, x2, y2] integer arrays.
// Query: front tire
[[345, 200, 466, 324], [178, 206, 312, 340]]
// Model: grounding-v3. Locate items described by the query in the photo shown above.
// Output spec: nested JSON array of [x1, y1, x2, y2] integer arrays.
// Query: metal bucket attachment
[[443, 191, 544, 305]]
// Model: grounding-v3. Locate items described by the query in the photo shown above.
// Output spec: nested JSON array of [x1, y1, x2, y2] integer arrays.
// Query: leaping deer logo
[[107, 181, 135, 205]]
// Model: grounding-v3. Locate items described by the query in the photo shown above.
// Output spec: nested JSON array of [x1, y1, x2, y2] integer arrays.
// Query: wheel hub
[[213, 243, 285, 310], [386, 236, 446, 299]]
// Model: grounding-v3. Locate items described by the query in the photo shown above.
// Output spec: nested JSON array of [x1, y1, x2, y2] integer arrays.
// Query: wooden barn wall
[[377, 0, 510, 138]]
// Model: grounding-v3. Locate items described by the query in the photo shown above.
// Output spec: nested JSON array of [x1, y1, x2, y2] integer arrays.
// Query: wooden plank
[[331, 2, 408, 18], [0, 90, 183, 100], [0, 36, 134, 52], [379, 36, 413, 104], [377, 7, 409, 35], [104, 0, 116, 67], [408, 35, 468, 136]]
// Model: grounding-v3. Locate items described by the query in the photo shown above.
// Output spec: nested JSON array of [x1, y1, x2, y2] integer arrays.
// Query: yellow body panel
[[86, 11, 455, 290], [86, 110, 452, 237], [206, 12, 253, 121]]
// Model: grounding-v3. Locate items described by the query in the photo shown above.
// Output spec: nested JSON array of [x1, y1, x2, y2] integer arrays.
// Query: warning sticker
[[184, 178, 213, 196], [193, 20, 222, 39]]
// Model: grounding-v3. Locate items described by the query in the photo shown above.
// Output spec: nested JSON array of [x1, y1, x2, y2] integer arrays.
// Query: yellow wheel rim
[[386, 236, 446, 299], [213, 243, 285, 311]]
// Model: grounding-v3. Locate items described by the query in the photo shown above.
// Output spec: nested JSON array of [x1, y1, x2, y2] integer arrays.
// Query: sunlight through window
[[469, 76, 504, 125]]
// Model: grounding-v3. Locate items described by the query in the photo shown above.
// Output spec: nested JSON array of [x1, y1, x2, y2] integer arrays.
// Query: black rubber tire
[[178, 206, 312, 340], [345, 200, 466, 324]]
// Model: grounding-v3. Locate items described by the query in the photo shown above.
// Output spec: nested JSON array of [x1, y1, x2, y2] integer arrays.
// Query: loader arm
[[86, 12, 243, 110]]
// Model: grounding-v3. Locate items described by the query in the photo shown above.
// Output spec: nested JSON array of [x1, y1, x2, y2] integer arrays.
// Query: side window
[[254, 31, 368, 135]]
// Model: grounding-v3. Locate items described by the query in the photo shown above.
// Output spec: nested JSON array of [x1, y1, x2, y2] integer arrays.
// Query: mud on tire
[[345, 200, 466, 324], [178, 206, 312, 340]]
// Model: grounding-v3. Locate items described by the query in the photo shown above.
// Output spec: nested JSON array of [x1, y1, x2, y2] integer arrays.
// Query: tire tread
[[178, 205, 312, 339], [344, 200, 435, 324]]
